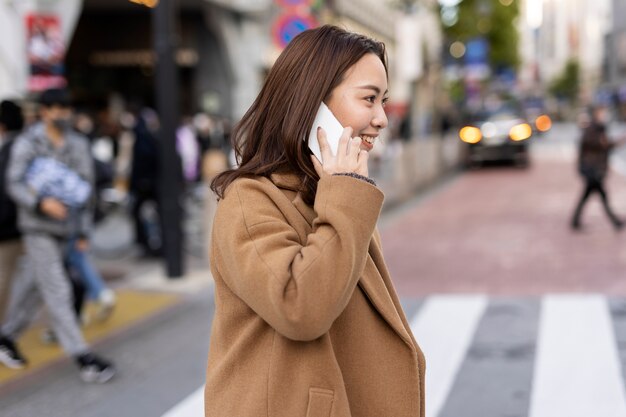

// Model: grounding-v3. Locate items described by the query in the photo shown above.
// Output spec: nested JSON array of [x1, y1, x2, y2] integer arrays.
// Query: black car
[[459, 109, 533, 168]]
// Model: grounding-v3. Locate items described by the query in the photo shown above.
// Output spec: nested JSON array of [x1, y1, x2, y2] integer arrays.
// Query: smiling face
[[325, 53, 389, 152]]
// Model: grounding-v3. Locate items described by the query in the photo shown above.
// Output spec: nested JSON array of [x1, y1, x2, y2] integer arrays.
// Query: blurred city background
[[1, 0, 626, 416]]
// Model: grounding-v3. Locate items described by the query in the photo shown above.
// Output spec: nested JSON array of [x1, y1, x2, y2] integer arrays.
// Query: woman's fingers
[[315, 125, 371, 178], [349, 136, 361, 158], [357, 150, 369, 177], [316, 127, 331, 162], [336, 127, 353, 163]]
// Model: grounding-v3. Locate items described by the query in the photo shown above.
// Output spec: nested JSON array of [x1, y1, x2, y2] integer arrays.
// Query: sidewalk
[[0, 255, 214, 390]]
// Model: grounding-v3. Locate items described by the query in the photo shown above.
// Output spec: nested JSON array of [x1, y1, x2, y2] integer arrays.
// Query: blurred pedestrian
[[205, 26, 425, 416], [0, 89, 115, 383], [65, 236, 116, 323], [130, 108, 161, 256], [67, 111, 117, 321], [571, 104, 625, 231], [0, 100, 25, 323], [194, 113, 229, 258], [176, 117, 200, 184]]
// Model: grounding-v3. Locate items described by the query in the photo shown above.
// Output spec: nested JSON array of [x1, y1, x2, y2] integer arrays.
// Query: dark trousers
[[131, 190, 162, 256], [572, 177, 622, 227]]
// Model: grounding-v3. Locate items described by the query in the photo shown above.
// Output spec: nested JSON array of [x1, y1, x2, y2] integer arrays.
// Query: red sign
[[272, 13, 318, 48], [26, 14, 67, 91]]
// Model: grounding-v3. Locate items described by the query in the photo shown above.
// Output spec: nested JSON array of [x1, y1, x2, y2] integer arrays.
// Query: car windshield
[[472, 106, 521, 122]]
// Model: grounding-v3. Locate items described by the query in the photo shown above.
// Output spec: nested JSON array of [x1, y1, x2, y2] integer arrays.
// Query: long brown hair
[[211, 25, 387, 205]]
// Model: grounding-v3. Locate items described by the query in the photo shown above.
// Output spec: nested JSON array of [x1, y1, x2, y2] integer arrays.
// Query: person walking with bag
[[0, 89, 115, 383], [571, 104, 625, 231], [205, 26, 425, 417]]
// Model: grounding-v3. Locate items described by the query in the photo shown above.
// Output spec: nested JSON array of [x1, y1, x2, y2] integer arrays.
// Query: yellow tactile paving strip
[[0, 290, 181, 386]]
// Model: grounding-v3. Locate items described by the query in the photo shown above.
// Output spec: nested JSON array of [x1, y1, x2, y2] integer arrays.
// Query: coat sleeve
[[212, 175, 384, 341], [6, 135, 38, 211]]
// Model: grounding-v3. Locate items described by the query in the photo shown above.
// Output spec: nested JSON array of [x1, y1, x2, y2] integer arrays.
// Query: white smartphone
[[307, 102, 344, 162]]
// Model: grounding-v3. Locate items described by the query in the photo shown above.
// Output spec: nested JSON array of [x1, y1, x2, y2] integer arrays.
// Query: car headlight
[[459, 126, 482, 144], [535, 114, 552, 132], [509, 123, 532, 141]]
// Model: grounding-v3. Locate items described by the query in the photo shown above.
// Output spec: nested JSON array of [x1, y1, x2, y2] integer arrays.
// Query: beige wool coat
[[205, 172, 426, 417]]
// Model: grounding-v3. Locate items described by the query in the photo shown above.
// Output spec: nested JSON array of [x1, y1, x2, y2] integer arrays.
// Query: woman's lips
[[360, 134, 376, 151], [360, 138, 374, 151]]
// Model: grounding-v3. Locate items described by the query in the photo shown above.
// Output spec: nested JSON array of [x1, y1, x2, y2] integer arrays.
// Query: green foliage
[[440, 0, 520, 71], [447, 79, 466, 103], [549, 59, 580, 102]]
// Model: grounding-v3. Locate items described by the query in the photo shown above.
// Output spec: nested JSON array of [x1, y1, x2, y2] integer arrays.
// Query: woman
[[205, 25, 425, 417]]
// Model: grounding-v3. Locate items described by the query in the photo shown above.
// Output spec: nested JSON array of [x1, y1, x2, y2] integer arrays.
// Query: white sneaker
[[96, 289, 116, 322], [0, 337, 27, 369]]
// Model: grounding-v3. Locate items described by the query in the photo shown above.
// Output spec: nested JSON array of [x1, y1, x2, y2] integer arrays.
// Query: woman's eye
[[365, 96, 376, 103]]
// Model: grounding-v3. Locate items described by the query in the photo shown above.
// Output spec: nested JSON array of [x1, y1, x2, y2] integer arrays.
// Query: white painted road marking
[[529, 295, 626, 417], [161, 386, 204, 417], [409, 295, 488, 417]]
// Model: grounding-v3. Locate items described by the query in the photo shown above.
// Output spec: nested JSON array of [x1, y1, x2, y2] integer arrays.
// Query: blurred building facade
[[604, 0, 626, 103], [67, 0, 277, 120], [0, 0, 274, 119], [532, 0, 611, 101], [518, 0, 540, 95]]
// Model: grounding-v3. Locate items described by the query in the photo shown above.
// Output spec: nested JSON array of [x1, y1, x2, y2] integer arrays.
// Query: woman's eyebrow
[[356, 85, 389, 95]]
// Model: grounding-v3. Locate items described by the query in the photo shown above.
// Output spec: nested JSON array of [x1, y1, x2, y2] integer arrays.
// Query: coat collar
[[270, 172, 318, 225], [270, 172, 302, 192]]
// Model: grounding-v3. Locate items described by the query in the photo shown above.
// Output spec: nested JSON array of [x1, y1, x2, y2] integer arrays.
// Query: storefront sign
[[26, 14, 67, 92]]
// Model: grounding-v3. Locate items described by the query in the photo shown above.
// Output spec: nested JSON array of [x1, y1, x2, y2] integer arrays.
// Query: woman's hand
[[75, 238, 89, 252], [311, 126, 369, 178]]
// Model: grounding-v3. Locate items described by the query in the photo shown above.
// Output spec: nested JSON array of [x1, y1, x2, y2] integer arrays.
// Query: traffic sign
[[272, 13, 318, 48]]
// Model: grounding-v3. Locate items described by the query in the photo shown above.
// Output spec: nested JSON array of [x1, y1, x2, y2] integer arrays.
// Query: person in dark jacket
[[0, 100, 24, 322], [571, 105, 625, 230], [129, 109, 162, 256]]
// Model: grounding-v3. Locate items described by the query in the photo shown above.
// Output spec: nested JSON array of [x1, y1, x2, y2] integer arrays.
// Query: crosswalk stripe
[[529, 295, 626, 417], [409, 295, 488, 417], [161, 386, 204, 417]]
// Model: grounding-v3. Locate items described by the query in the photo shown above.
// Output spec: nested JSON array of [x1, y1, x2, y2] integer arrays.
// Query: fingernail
[[317, 126, 321, 131]]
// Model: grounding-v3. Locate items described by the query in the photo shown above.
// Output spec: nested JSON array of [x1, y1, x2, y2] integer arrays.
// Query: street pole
[[153, 0, 184, 278]]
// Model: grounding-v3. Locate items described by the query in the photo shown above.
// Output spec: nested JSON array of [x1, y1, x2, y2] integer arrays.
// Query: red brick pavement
[[381, 160, 626, 296]]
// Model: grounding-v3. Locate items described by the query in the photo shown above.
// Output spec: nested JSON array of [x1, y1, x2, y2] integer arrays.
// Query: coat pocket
[[305, 387, 334, 417]]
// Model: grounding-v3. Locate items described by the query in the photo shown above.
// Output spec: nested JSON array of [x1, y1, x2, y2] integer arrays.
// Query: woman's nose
[[372, 107, 388, 129]]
